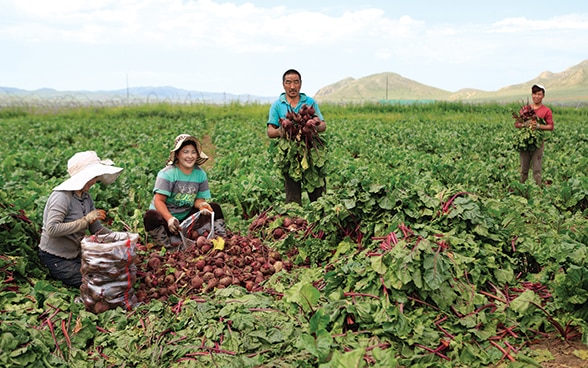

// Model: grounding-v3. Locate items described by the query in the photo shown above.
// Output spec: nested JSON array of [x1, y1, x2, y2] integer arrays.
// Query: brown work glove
[[84, 209, 106, 225]]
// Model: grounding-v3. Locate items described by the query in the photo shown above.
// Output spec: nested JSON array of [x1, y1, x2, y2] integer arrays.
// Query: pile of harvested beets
[[134, 214, 307, 303]]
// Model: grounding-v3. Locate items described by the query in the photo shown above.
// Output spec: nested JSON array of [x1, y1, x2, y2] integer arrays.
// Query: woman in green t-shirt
[[144, 134, 227, 249]]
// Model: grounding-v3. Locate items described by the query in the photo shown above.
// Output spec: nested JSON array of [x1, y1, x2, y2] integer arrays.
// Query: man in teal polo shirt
[[267, 69, 327, 205]]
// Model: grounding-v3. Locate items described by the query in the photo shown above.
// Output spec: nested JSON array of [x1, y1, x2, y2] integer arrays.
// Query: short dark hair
[[282, 69, 301, 82]]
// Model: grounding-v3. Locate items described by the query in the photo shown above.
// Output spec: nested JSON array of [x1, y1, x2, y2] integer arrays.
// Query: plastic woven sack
[[80, 232, 139, 313]]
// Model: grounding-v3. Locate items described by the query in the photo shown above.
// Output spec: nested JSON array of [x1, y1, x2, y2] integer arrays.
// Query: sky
[[1, 0, 588, 97]]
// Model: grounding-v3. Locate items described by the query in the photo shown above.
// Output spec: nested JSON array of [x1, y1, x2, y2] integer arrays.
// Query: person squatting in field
[[514, 84, 555, 186], [143, 134, 227, 249], [267, 68, 327, 205], [38, 151, 124, 287]]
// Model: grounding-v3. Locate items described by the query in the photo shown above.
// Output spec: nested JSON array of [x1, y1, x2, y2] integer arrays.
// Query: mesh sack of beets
[[178, 210, 216, 249], [80, 232, 140, 314]]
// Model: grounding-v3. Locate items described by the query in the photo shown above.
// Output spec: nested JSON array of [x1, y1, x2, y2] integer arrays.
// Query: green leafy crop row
[[0, 102, 587, 367]]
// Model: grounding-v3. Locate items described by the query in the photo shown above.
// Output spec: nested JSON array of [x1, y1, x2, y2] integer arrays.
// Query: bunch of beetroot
[[280, 104, 323, 147], [134, 233, 293, 303], [511, 100, 546, 151], [511, 100, 537, 125], [249, 212, 309, 241]]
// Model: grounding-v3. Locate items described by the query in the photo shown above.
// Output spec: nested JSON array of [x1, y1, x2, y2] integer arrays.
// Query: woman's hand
[[198, 202, 213, 213], [167, 217, 180, 233], [195, 199, 213, 213], [84, 209, 107, 224]]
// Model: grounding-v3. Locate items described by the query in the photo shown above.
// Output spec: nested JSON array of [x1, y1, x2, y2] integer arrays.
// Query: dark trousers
[[285, 175, 326, 205], [38, 249, 82, 288]]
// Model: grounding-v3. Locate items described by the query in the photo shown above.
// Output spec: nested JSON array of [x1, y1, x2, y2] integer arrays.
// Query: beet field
[[1, 102, 587, 367]]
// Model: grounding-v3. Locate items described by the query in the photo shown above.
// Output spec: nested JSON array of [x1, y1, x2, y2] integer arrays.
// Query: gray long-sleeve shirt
[[39, 190, 109, 259]]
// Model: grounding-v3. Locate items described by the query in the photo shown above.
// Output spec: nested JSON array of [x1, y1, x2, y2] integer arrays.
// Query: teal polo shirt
[[267, 93, 324, 127]]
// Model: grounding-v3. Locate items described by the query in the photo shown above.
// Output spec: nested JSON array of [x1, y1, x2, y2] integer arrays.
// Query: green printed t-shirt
[[149, 165, 211, 221]]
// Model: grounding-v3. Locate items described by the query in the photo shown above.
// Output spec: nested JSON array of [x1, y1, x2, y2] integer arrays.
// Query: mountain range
[[0, 86, 275, 105], [314, 59, 588, 105], [1, 59, 587, 106]]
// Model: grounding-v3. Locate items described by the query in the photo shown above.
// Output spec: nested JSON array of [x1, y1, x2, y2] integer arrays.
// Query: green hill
[[315, 59, 588, 105]]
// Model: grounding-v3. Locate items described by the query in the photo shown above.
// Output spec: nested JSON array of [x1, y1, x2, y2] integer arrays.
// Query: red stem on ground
[[478, 290, 508, 304], [168, 336, 188, 345], [407, 295, 439, 311], [489, 340, 516, 362], [46, 318, 64, 360], [434, 317, 455, 339], [441, 192, 471, 214], [61, 318, 72, 351], [379, 275, 389, 298], [172, 299, 183, 315], [94, 346, 109, 360], [415, 343, 450, 361]]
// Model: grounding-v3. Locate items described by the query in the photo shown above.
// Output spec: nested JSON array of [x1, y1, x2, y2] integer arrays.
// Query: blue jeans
[[38, 249, 82, 288]]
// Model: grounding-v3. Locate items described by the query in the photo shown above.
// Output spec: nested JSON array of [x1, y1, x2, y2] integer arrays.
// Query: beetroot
[[294, 217, 306, 227], [269, 251, 282, 261], [164, 274, 175, 285], [195, 259, 206, 270], [205, 279, 218, 292], [135, 231, 299, 303], [196, 236, 208, 248], [147, 256, 161, 270], [282, 217, 293, 227], [190, 276, 204, 289], [213, 268, 225, 278], [278, 103, 323, 147], [273, 228, 285, 240], [281, 119, 292, 130], [260, 263, 275, 275], [219, 276, 233, 287]]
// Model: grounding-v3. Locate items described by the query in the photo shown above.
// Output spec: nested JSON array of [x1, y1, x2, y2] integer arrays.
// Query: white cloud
[[1, 0, 586, 94], [1, 1, 427, 49], [491, 14, 588, 32]]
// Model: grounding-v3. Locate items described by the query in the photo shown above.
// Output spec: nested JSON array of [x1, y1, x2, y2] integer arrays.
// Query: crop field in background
[[0, 102, 587, 367]]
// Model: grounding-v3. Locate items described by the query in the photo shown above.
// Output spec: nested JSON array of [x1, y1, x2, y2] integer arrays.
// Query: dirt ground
[[200, 134, 216, 168], [528, 334, 588, 367]]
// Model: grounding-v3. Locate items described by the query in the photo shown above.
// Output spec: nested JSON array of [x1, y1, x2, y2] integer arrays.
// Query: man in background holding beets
[[267, 69, 327, 205], [513, 84, 554, 186]]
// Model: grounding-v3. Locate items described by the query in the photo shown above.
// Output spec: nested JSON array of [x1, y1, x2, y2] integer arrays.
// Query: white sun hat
[[53, 151, 123, 191], [167, 134, 208, 166], [532, 84, 546, 93]]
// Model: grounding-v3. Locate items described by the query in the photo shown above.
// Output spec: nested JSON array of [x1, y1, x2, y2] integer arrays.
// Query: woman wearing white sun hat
[[38, 151, 123, 287]]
